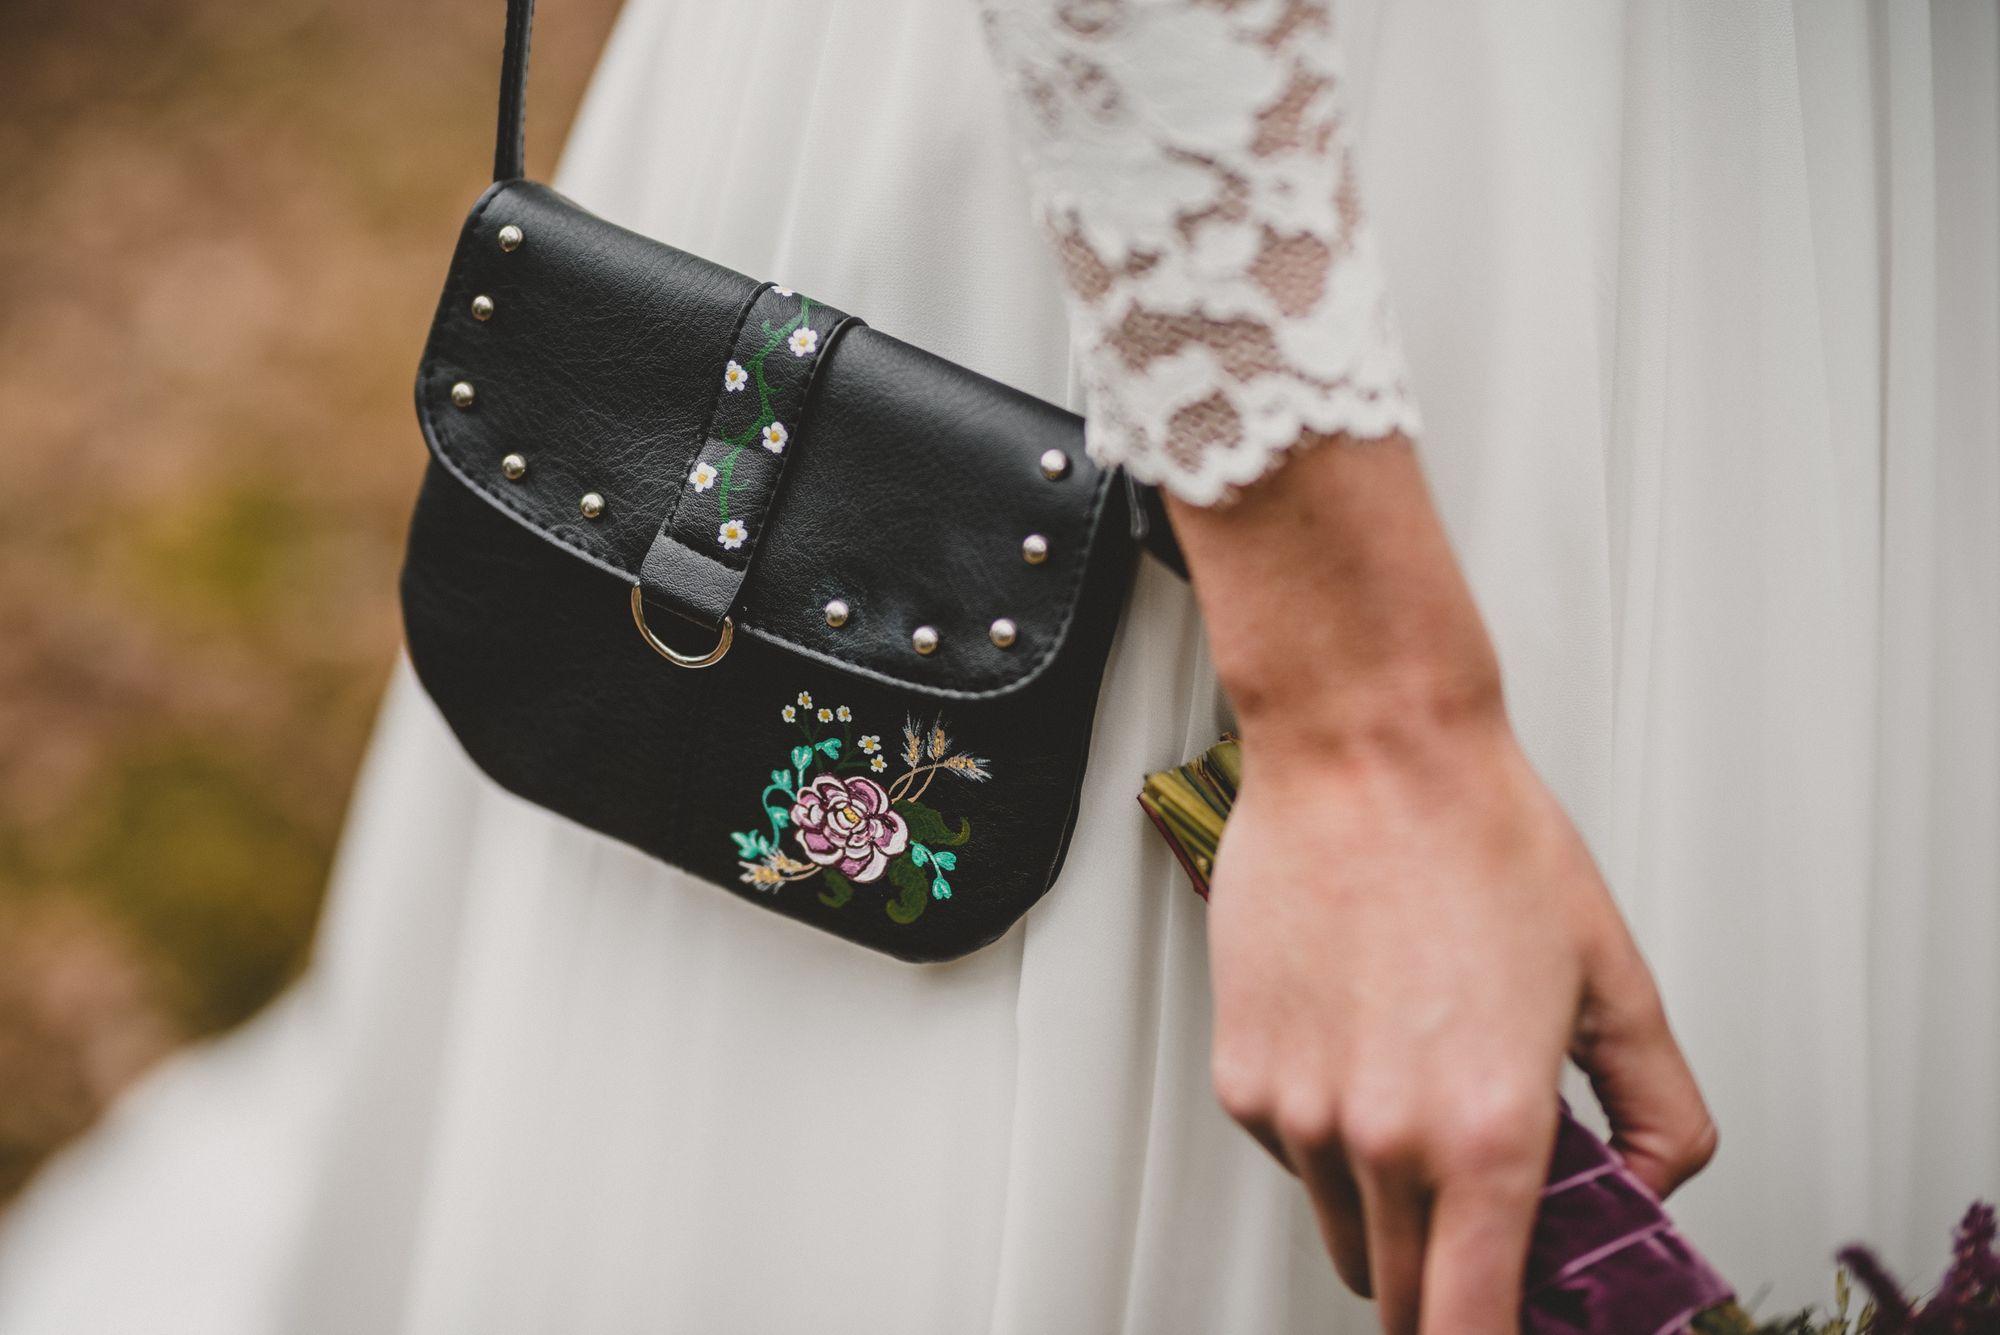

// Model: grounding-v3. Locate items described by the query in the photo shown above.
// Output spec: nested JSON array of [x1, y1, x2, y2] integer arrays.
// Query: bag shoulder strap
[[495, 0, 535, 180]]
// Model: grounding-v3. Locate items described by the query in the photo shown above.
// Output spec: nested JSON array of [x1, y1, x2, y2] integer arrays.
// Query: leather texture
[[398, 0, 1182, 959], [636, 285, 859, 634], [418, 182, 1129, 699]]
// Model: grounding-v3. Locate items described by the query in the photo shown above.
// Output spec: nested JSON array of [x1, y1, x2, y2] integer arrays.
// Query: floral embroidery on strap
[[694, 292, 824, 529], [733, 691, 992, 924], [976, 0, 1422, 505]]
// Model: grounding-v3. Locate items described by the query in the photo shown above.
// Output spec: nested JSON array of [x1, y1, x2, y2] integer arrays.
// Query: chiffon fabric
[[2, 3, 1996, 1331]]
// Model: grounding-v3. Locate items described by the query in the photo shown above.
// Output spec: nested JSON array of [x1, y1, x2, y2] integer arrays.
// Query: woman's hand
[[1166, 437, 1716, 1334]]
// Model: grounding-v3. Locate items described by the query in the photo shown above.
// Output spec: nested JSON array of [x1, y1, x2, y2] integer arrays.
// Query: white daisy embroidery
[[787, 327, 819, 358], [723, 360, 748, 392], [859, 734, 881, 753], [816, 708, 833, 723], [718, 519, 749, 550], [797, 692, 813, 708], [870, 755, 887, 773], [835, 705, 852, 723], [688, 461, 719, 492], [781, 705, 797, 722], [761, 422, 789, 454]]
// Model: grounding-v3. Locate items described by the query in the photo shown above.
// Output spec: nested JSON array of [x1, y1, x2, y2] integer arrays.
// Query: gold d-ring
[[631, 586, 733, 668]]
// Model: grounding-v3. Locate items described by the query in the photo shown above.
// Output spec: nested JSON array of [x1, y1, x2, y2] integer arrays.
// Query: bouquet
[[1141, 739, 2000, 1334]]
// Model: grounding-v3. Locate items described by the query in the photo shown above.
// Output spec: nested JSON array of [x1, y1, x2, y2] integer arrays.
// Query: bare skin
[[1165, 435, 1718, 1334]]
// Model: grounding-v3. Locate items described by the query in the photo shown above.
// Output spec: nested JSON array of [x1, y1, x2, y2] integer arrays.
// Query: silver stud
[[470, 294, 495, 321], [1021, 533, 1049, 565], [911, 625, 940, 656], [579, 492, 605, 519], [989, 618, 1018, 649], [500, 453, 528, 480], [823, 598, 850, 628], [1039, 448, 1070, 480], [450, 380, 476, 409], [497, 224, 523, 252]]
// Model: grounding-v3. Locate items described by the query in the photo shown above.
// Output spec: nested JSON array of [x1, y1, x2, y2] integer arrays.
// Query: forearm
[[1165, 432, 1505, 756]]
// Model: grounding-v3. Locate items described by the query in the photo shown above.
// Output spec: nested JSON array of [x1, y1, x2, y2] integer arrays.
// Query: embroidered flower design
[[773, 285, 795, 297], [738, 860, 784, 890], [760, 421, 789, 454], [718, 519, 749, 550], [788, 327, 819, 358], [727, 693, 990, 923], [790, 775, 910, 884], [723, 360, 749, 392], [689, 461, 719, 492]]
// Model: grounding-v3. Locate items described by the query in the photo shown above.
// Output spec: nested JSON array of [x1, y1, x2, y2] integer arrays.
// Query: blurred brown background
[[0, 0, 622, 1201]]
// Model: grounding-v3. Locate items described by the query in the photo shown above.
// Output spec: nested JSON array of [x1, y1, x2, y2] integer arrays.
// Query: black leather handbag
[[400, 0, 1184, 961]]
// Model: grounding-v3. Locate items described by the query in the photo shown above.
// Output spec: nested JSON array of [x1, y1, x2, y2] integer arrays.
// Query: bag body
[[400, 111, 1171, 955]]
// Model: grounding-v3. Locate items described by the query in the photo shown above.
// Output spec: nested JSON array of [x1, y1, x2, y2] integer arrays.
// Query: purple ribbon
[[1522, 1106, 1733, 1334]]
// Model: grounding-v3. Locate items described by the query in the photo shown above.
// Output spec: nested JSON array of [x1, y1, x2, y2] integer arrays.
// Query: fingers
[[1288, 1137, 1372, 1297], [1223, 1062, 1552, 1330], [1574, 931, 1718, 1199], [1217, 1062, 1377, 1294], [1354, 1164, 1427, 1335], [1416, 1133, 1547, 1334]]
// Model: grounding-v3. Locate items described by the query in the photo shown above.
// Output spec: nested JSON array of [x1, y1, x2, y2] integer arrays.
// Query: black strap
[[495, 0, 535, 180], [639, 286, 859, 631]]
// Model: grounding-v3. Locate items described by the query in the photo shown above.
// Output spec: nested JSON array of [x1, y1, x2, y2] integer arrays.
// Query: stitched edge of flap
[[410, 182, 1126, 703]]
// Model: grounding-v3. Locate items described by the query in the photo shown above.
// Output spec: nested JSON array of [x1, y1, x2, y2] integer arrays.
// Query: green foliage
[[1693, 1266, 1875, 1335], [906, 844, 954, 900], [885, 857, 930, 924], [817, 868, 854, 909], [896, 800, 969, 848]]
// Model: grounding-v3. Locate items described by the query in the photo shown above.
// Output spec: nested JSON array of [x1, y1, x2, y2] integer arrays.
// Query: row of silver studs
[[479, 224, 601, 524], [474, 219, 1058, 648], [819, 603, 1020, 653]]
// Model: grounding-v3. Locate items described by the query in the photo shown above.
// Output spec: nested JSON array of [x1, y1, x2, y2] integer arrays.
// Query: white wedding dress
[[3, 3, 1995, 1331]]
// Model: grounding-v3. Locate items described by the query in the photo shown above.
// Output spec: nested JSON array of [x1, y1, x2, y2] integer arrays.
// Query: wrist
[[1226, 654, 1509, 768]]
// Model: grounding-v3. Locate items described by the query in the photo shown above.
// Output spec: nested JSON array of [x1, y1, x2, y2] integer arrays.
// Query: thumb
[[1571, 922, 1718, 1199]]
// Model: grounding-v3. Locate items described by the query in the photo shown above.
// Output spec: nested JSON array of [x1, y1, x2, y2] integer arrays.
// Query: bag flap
[[415, 181, 1129, 701]]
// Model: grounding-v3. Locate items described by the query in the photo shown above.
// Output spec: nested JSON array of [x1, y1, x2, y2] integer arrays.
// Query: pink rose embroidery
[[790, 774, 910, 883]]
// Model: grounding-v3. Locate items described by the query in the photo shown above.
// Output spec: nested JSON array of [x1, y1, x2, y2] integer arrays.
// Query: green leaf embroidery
[[790, 744, 814, 774], [930, 850, 956, 871], [714, 300, 811, 520], [816, 738, 841, 760], [885, 857, 931, 924], [895, 800, 970, 848], [730, 830, 764, 861], [908, 843, 932, 868], [818, 867, 855, 909]]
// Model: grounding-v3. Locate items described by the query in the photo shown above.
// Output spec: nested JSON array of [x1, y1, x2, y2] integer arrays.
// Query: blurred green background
[[0, 0, 622, 1201]]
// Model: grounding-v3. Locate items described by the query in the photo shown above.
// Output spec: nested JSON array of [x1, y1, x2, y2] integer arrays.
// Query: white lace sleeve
[[976, 0, 1421, 505]]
